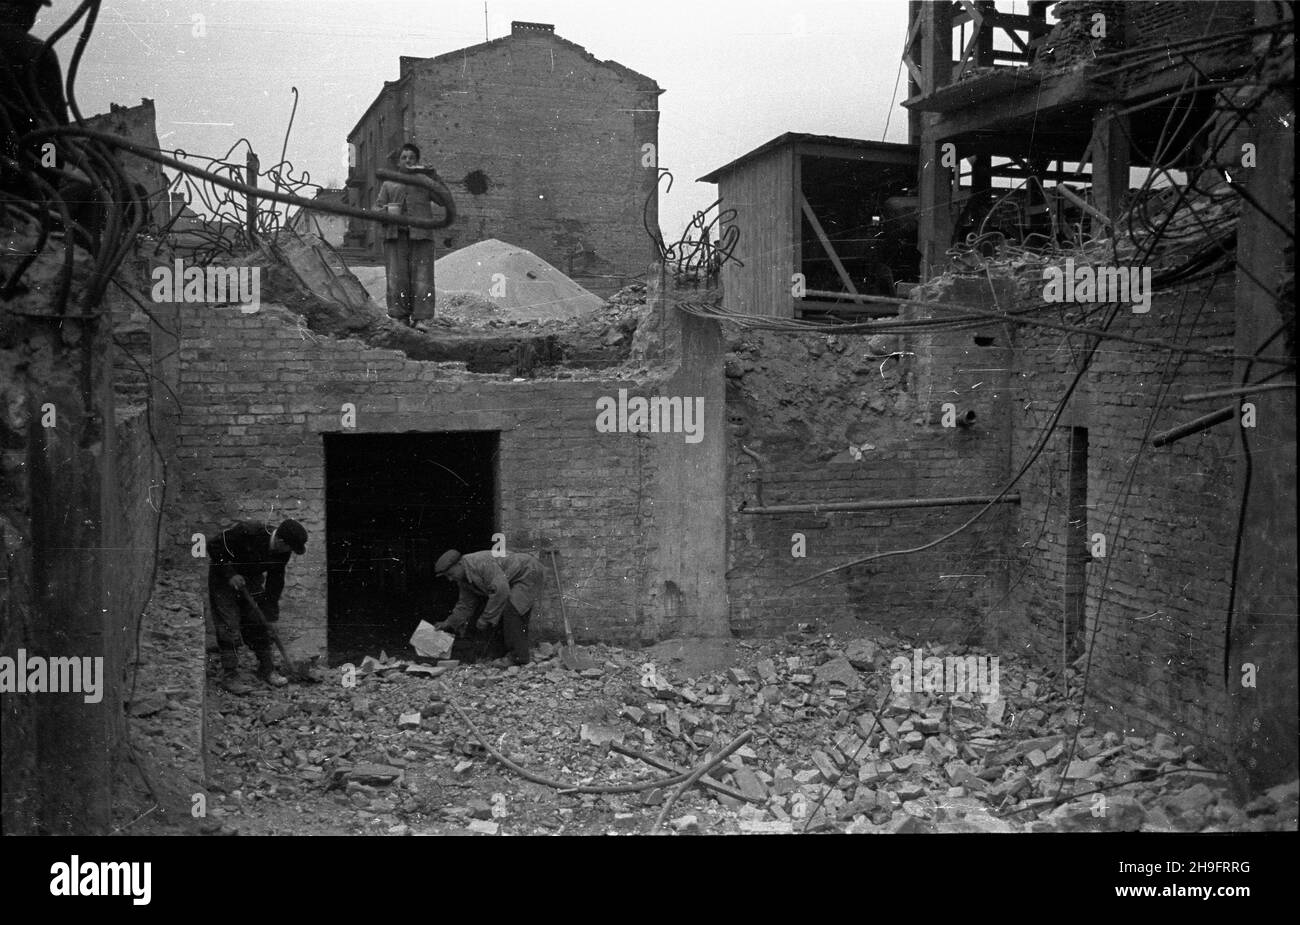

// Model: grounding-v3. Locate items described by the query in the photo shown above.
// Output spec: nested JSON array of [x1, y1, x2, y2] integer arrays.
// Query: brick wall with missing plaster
[[349, 25, 660, 298], [1039, 1, 1256, 78], [925, 272, 1241, 756], [83, 99, 170, 230], [166, 295, 729, 655], [724, 321, 1014, 641], [0, 257, 161, 831], [113, 408, 164, 680], [724, 265, 1245, 757]]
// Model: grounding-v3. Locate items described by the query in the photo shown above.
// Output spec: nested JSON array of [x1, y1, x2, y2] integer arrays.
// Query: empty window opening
[[324, 432, 498, 665]]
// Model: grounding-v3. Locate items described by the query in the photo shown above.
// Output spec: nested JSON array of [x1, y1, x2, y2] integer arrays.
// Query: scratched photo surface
[[1, 0, 1294, 875]]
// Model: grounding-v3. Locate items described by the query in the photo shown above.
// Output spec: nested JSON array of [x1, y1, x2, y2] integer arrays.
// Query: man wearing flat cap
[[433, 549, 545, 667], [206, 518, 308, 693]]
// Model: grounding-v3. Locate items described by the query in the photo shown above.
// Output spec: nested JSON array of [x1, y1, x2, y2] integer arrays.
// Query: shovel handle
[[240, 587, 296, 669], [548, 550, 574, 649]]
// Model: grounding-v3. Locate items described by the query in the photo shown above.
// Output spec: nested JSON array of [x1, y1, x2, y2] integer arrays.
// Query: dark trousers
[[501, 601, 532, 665], [208, 574, 274, 673], [383, 232, 435, 321]]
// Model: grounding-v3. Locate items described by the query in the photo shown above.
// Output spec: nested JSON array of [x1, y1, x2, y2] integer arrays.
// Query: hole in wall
[[974, 335, 996, 347], [464, 169, 491, 195]]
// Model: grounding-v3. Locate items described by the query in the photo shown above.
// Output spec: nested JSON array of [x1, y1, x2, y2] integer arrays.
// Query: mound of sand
[[435, 239, 604, 321], [349, 239, 604, 323]]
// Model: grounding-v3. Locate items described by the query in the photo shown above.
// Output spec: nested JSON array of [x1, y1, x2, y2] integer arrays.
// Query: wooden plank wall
[[718, 147, 794, 317]]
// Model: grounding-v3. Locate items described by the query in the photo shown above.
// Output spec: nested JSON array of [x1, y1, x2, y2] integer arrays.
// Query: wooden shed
[[698, 133, 918, 319]]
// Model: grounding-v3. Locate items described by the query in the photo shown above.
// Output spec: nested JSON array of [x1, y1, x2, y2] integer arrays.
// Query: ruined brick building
[[344, 21, 662, 297], [2, 1, 1293, 836]]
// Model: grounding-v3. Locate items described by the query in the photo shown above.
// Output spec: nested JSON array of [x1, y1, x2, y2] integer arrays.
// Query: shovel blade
[[561, 645, 598, 672]]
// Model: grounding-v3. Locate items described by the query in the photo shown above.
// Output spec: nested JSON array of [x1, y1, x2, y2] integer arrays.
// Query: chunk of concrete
[[815, 656, 860, 689], [409, 621, 455, 659]]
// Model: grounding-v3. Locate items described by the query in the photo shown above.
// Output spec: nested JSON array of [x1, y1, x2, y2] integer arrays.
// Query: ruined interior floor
[[115, 570, 1297, 836]]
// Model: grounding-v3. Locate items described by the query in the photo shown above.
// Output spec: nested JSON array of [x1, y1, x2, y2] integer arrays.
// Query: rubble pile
[[198, 626, 1299, 835]]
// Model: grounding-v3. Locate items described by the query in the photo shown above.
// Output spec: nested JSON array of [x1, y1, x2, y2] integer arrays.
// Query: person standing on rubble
[[207, 518, 308, 694], [433, 549, 545, 667], [374, 142, 444, 330]]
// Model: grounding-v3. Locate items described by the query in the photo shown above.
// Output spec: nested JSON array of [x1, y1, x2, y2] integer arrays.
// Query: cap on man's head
[[277, 518, 307, 555], [434, 549, 461, 576]]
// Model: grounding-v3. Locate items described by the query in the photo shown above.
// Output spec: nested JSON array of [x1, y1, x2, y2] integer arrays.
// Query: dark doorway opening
[[324, 432, 497, 665]]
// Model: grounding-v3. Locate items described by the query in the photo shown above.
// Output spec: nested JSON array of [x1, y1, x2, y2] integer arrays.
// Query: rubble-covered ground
[[123, 575, 1298, 835]]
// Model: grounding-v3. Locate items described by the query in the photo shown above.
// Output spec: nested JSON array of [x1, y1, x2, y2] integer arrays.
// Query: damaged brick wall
[[724, 322, 1014, 641], [1037, 1, 1257, 76], [349, 25, 659, 297], [165, 297, 725, 652], [112, 409, 163, 669], [83, 99, 170, 229], [921, 272, 1241, 756]]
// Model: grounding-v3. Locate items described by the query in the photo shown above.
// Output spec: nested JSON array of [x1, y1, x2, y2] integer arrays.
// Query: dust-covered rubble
[[199, 630, 1299, 835]]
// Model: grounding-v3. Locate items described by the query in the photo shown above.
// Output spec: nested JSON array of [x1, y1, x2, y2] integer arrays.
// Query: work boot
[[220, 672, 253, 695], [256, 666, 289, 687]]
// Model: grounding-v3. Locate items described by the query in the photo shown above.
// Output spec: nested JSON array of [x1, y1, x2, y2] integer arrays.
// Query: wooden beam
[[917, 0, 955, 279], [1088, 104, 1129, 236], [792, 142, 917, 166], [917, 0, 955, 97], [1227, 16, 1297, 797], [799, 194, 860, 298]]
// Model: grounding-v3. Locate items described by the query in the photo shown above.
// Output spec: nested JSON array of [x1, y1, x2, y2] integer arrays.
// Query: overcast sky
[[36, 0, 914, 238]]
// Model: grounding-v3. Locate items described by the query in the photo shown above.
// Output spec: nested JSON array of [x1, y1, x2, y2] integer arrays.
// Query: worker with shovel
[[207, 519, 308, 694], [433, 549, 544, 667]]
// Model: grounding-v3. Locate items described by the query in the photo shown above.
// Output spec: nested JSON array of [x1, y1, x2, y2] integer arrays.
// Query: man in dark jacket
[[207, 519, 307, 693], [433, 549, 545, 666]]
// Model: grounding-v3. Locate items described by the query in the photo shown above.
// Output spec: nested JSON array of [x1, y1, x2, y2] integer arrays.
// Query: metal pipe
[[1150, 404, 1236, 447], [740, 493, 1021, 515], [1181, 381, 1295, 402]]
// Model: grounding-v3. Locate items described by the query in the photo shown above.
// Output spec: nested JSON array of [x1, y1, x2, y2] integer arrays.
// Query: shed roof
[[699, 133, 916, 183]]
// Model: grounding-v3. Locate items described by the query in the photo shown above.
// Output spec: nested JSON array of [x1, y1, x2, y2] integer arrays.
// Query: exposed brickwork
[[83, 99, 170, 229], [1039, 1, 1256, 79], [167, 298, 729, 654], [724, 325, 1013, 639], [110, 407, 162, 690], [724, 259, 1249, 760], [923, 271, 1241, 755], [347, 24, 660, 298]]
